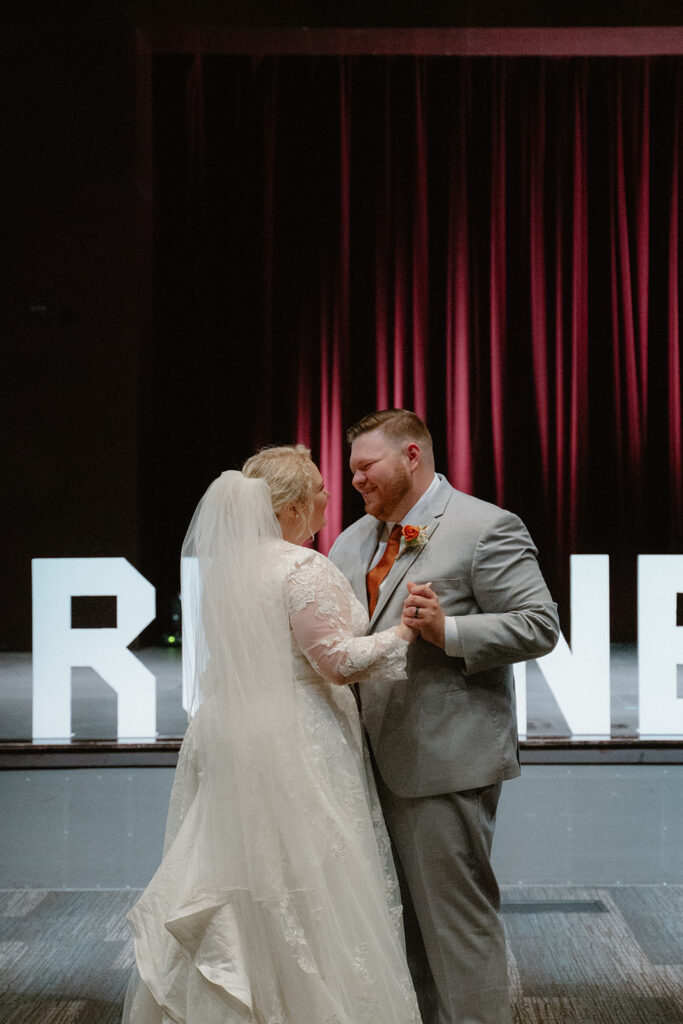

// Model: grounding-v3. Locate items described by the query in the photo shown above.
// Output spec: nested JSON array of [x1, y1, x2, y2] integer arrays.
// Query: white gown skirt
[[123, 681, 421, 1024]]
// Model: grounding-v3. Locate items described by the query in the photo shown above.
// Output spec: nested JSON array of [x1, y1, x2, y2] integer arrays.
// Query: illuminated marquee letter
[[512, 663, 527, 738], [534, 554, 611, 737], [638, 555, 683, 736], [32, 558, 156, 741]]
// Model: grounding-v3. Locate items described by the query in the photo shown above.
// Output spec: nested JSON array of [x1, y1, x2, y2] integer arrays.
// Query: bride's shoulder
[[267, 542, 346, 584], [281, 547, 355, 617], [284, 543, 326, 573], [290, 550, 354, 600], [262, 539, 318, 572], [265, 538, 311, 559]]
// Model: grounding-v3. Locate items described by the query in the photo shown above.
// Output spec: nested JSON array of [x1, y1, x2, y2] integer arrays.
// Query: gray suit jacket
[[329, 475, 559, 798]]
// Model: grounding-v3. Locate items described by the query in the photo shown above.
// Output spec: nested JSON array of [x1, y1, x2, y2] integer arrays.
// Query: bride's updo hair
[[242, 444, 318, 516]]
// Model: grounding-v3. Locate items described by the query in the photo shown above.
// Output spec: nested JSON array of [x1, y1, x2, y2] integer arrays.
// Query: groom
[[329, 409, 559, 1024]]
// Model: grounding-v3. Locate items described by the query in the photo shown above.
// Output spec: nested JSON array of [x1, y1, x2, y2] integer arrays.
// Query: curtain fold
[[410, 58, 429, 422], [528, 62, 550, 507], [667, 65, 681, 546], [148, 54, 682, 638], [489, 60, 507, 509], [568, 64, 589, 557], [445, 62, 473, 496]]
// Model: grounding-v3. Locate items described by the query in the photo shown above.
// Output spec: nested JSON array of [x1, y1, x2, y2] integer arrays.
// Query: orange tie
[[366, 525, 403, 616]]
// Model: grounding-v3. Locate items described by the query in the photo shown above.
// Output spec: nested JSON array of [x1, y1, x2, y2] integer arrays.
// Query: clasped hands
[[399, 582, 445, 649]]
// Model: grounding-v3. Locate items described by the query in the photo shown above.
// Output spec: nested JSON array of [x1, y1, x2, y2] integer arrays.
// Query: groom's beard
[[361, 466, 412, 522]]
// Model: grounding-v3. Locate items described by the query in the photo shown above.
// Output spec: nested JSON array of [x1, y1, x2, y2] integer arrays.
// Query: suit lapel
[[348, 519, 384, 612]]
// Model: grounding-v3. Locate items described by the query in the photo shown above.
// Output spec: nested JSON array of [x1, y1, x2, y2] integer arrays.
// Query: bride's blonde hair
[[242, 444, 318, 516]]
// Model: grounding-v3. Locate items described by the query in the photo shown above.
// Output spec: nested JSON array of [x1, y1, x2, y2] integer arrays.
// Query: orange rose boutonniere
[[400, 524, 430, 554]]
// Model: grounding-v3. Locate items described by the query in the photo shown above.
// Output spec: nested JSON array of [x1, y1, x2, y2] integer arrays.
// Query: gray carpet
[[1, 886, 681, 1023]]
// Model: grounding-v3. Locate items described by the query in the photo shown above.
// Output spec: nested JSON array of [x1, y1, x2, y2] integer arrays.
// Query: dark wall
[[1, 0, 680, 649], [2, 4, 140, 649]]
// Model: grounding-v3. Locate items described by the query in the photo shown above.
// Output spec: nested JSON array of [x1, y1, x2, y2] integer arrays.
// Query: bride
[[123, 445, 422, 1024]]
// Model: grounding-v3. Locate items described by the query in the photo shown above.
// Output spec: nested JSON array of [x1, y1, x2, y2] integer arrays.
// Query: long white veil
[[175, 470, 326, 904]]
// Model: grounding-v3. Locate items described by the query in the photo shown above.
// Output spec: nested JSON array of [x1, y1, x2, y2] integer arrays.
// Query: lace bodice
[[275, 541, 408, 687]]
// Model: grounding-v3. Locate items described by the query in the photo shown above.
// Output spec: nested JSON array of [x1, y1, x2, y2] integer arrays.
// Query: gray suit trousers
[[377, 776, 511, 1024]]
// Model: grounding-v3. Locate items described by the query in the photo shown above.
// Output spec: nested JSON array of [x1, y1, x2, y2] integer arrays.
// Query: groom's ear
[[405, 442, 421, 472]]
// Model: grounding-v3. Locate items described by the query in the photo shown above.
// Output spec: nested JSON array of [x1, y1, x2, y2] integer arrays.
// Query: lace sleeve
[[287, 550, 408, 687]]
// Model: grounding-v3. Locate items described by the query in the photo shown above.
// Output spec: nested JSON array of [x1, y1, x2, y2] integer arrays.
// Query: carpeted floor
[[1, 886, 681, 1023]]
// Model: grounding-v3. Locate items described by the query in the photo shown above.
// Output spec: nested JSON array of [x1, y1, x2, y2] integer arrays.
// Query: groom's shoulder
[[328, 514, 376, 560], [443, 481, 526, 534], [446, 485, 505, 519]]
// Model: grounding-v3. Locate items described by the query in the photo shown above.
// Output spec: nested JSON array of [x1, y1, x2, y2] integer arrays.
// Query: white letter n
[[533, 554, 611, 738]]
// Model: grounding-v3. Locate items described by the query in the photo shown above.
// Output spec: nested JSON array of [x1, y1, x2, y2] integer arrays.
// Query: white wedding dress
[[124, 541, 421, 1024]]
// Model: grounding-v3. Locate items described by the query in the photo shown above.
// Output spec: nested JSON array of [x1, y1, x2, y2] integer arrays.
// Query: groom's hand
[[402, 582, 445, 649]]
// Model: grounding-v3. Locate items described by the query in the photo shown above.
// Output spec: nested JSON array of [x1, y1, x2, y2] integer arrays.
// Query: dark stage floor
[[1, 885, 681, 1024]]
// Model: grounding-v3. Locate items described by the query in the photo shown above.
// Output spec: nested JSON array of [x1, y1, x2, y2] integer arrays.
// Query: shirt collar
[[383, 474, 438, 538]]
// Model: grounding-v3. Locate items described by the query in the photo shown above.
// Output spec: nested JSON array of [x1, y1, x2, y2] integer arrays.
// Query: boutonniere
[[399, 524, 430, 555]]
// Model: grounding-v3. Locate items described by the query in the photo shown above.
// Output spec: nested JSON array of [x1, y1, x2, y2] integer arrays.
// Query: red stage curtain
[[147, 55, 681, 638]]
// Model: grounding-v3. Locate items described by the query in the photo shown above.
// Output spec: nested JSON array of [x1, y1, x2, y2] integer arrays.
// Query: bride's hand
[[397, 620, 418, 643]]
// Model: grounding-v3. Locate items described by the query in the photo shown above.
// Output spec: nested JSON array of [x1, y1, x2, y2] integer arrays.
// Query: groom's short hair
[[346, 409, 433, 453]]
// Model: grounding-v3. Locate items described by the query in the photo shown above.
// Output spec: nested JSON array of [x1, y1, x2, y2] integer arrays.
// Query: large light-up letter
[[32, 558, 156, 740], [638, 555, 683, 736], [512, 661, 527, 739], [534, 554, 611, 737]]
